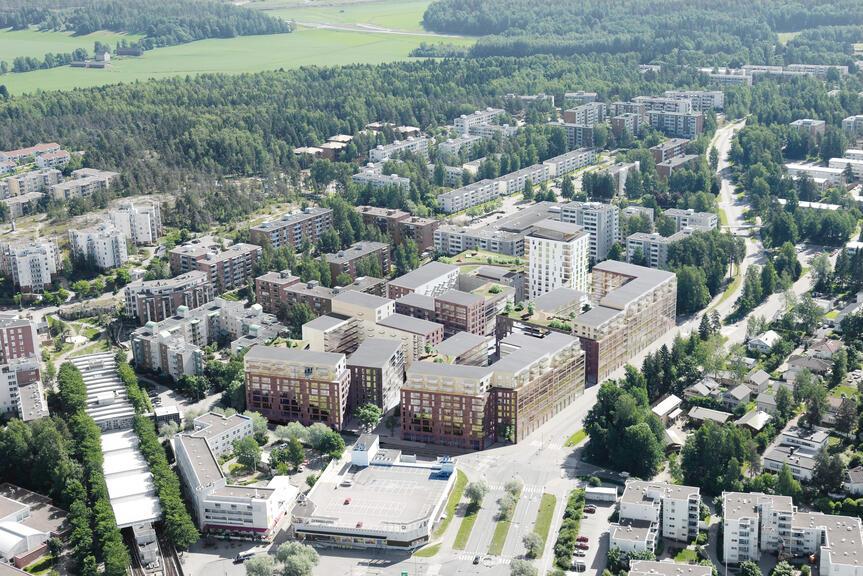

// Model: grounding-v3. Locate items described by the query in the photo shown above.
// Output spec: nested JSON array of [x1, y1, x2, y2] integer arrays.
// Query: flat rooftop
[[723, 492, 794, 521], [396, 292, 436, 311], [436, 332, 487, 358], [388, 262, 457, 290], [629, 560, 712, 576], [293, 460, 453, 533], [245, 344, 344, 366], [347, 338, 401, 368], [332, 290, 393, 309], [377, 313, 441, 336], [610, 518, 654, 542], [191, 412, 251, 440], [592, 260, 676, 309], [621, 480, 698, 505], [177, 435, 223, 488]]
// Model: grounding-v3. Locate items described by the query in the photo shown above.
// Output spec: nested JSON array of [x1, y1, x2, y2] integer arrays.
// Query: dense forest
[[421, 0, 860, 65], [0, 0, 292, 49]]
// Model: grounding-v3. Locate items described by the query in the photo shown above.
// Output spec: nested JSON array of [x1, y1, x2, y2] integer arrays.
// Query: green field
[[0, 27, 143, 61], [434, 469, 467, 537], [776, 31, 802, 45], [453, 501, 481, 550], [565, 429, 587, 447], [263, 0, 433, 33], [533, 493, 557, 557], [1, 27, 475, 95]]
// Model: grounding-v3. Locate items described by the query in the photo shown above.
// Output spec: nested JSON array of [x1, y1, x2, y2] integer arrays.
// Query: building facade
[[525, 219, 590, 300], [559, 201, 620, 263], [249, 207, 334, 250], [69, 222, 128, 270], [109, 201, 162, 245], [124, 271, 214, 325], [0, 240, 59, 293]]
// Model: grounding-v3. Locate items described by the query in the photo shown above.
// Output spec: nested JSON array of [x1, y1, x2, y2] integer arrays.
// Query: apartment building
[[324, 242, 390, 281], [302, 314, 357, 354], [69, 222, 128, 270], [435, 331, 489, 366], [434, 202, 561, 257], [601, 162, 641, 197], [468, 123, 518, 139], [612, 113, 643, 139], [354, 205, 439, 251], [843, 115, 863, 137], [663, 208, 718, 231], [189, 412, 254, 457], [388, 261, 459, 299], [169, 241, 261, 292], [350, 170, 410, 192], [560, 201, 620, 263], [618, 480, 700, 544], [346, 338, 405, 411], [0, 316, 47, 422], [131, 298, 283, 380], [0, 240, 59, 293], [550, 122, 595, 149], [829, 156, 863, 180], [631, 96, 690, 114], [254, 270, 385, 316], [454, 108, 504, 135], [0, 142, 60, 162], [249, 207, 334, 250], [543, 147, 596, 178], [563, 102, 607, 126], [572, 261, 676, 384], [663, 90, 725, 111], [626, 230, 688, 269], [0, 169, 61, 200], [786, 63, 848, 77], [109, 201, 162, 245], [244, 345, 350, 429], [401, 331, 584, 450], [497, 163, 551, 195], [433, 290, 485, 337], [124, 271, 214, 325], [33, 150, 70, 169], [49, 168, 118, 201], [650, 138, 691, 164], [397, 284, 512, 338], [657, 155, 700, 179], [785, 163, 844, 187], [790, 119, 826, 139], [706, 71, 752, 86], [647, 111, 703, 140], [369, 137, 430, 163], [438, 134, 483, 156], [563, 91, 598, 104], [722, 492, 797, 563], [438, 179, 502, 213], [611, 102, 646, 117], [525, 219, 590, 300], [173, 435, 296, 538]]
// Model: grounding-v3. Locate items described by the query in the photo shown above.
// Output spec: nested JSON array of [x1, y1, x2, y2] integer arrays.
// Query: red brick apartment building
[[354, 205, 439, 251], [249, 207, 333, 250], [324, 241, 390, 281], [244, 345, 350, 429]]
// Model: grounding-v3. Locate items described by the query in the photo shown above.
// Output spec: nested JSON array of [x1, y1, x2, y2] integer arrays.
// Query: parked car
[[583, 505, 596, 513], [575, 543, 589, 550], [344, 498, 351, 505], [574, 551, 587, 557], [233, 552, 255, 564], [577, 536, 589, 542]]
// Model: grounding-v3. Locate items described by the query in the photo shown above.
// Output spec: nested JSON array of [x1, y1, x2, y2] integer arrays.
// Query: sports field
[[0, 28, 143, 61], [0, 26, 475, 95]]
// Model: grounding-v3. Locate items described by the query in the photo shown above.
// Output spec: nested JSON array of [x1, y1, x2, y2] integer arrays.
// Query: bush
[[553, 489, 585, 569], [588, 476, 602, 487]]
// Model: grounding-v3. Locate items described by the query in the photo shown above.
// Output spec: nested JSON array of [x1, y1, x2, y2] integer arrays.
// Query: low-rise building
[[687, 406, 733, 425], [454, 108, 504, 135], [650, 138, 691, 164], [324, 242, 390, 281], [629, 561, 711, 576], [49, 168, 118, 201], [33, 150, 70, 169], [663, 208, 718, 231], [249, 207, 334, 250], [748, 329, 781, 354], [369, 137, 429, 163], [189, 412, 254, 458], [388, 262, 459, 299], [244, 345, 350, 429], [292, 434, 455, 550], [174, 435, 297, 538], [69, 222, 128, 270], [656, 154, 699, 179], [722, 384, 751, 409], [845, 466, 863, 496], [0, 484, 69, 568], [609, 519, 657, 554], [790, 119, 827, 139], [0, 169, 61, 200], [351, 170, 410, 192], [124, 271, 214, 325], [354, 205, 438, 251]]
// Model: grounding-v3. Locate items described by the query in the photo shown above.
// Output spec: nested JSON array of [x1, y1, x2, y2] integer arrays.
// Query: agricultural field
[[0, 26, 475, 95], [0, 27, 143, 61], [259, 0, 435, 33]]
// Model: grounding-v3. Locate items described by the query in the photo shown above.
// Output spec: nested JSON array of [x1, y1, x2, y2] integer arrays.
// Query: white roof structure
[[652, 395, 682, 419], [102, 430, 162, 528]]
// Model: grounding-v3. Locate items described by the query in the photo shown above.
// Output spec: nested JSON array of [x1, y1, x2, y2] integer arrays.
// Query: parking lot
[[576, 498, 615, 573]]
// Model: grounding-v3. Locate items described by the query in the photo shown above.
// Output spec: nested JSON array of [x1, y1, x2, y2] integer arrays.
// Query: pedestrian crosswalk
[[487, 482, 543, 495], [456, 553, 512, 565]]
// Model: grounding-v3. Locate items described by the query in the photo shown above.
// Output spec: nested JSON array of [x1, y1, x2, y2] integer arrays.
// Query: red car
[[575, 543, 589, 550], [344, 498, 351, 505], [577, 536, 589, 542], [583, 506, 596, 513]]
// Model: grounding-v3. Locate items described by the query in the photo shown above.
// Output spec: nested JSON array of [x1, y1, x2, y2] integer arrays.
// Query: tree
[[243, 410, 269, 444], [740, 562, 763, 576], [812, 447, 845, 494], [317, 430, 345, 458], [831, 349, 848, 389], [523, 532, 543, 558], [353, 403, 383, 432], [709, 146, 719, 171], [772, 562, 794, 576], [505, 478, 524, 495], [795, 294, 824, 335], [277, 542, 319, 576], [288, 303, 315, 338], [561, 176, 575, 199], [47, 537, 64, 561], [285, 438, 306, 470], [465, 479, 490, 504], [510, 559, 538, 576], [761, 260, 777, 297], [307, 423, 332, 450], [805, 380, 827, 426], [775, 386, 794, 420], [776, 462, 802, 499], [812, 253, 833, 292], [522, 178, 534, 201], [245, 555, 275, 576], [233, 436, 261, 471], [114, 268, 131, 286], [499, 492, 517, 517], [279, 422, 309, 443], [836, 399, 857, 435]]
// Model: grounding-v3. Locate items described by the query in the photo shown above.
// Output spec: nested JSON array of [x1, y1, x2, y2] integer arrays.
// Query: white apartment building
[[438, 179, 501, 213], [0, 239, 59, 293], [525, 219, 589, 300], [626, 229, 697, 269], [785, 163, 844, 186], [190, 412, 254, 457], [453, 108, 504, 135], [829, 156, 863, 180], [619, 480, 700, 543], [559, 201, 620, 263], [468, 123, 518, 139], [109, 201, 162, 245], [173, 435, 297, 537], [633, 96, 693, 113], [351, 170, 411, 192], [34, 150, 70, 169], [843, 115, 863, 137], [723, 492, 795, 563], [663, 208, 718, 232], [663, 90, 725, 111], [0, 357, 48, 422], [0, 168, 62, 200], [387, 261, 460, 299], [49, 168, 118, 201], [368, 137, 429, 163], [497, 164, 551, 196], [438, 134, 483, 156], [543, 147, 596, 178], [69, 222, 128, 270]]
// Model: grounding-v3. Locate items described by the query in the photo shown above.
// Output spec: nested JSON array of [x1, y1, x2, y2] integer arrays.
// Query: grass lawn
[[826, 310, 839, 319], [565, 429, 588, 447], [674, 548, 700, 563], [532, 493, 557, 557], [453, 501, 481, 550], [831, 384, 858, 398], [2, 27, 476, 95], [712, 267, 742, 309], [413, 543, 440, 557], [434, 469, 467, 537], [718, 208, 729, 227], [488, 493, 520, 555], [23, 556, 54, 575], [81, 326, 101, 340], [0, 27, 142, 61], [264, 0, 433, 32], [777, 31, 802, 45], [72, 340, 111, 357]]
